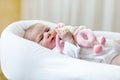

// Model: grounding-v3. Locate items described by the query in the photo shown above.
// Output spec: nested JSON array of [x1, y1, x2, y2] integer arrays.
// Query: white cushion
[[1, 20, 120, 80], [94, 31, 120, 40]]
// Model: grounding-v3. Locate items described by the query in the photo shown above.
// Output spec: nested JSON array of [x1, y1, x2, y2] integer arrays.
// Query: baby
[[24, 23, 120, 65]]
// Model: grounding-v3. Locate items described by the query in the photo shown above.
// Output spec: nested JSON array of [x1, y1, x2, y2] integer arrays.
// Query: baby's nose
[[44, 32, 51, 39], [44, 30, 56, 39]]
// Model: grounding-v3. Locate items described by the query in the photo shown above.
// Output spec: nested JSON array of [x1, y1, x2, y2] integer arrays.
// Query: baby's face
[[24, 23, 57, 49]]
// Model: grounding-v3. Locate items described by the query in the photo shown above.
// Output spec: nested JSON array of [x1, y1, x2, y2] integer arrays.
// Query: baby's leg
[[111, 41, 120, 65], [116, 40, 120, 44], [111, 55, 120, 65]]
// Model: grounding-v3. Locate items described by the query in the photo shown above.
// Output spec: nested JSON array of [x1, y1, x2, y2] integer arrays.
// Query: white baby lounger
[[1, 20, 120, 80]]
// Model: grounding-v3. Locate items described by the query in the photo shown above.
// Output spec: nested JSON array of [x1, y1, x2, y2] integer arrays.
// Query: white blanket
[[1, 20, 120, 80]]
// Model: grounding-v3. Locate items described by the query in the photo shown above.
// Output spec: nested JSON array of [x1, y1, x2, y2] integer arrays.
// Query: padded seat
[[1, 20, 120, 80]]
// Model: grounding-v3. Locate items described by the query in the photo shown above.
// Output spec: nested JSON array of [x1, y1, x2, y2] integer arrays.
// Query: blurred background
[[0, 0, 120, 34], [0, 0, 120, 79], [0, 0, 21, 35], [21, 0, 120, 32]]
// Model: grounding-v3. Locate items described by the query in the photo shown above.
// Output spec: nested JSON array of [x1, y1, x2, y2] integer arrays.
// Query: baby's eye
[[45, 28, 50, 32], [39, 34, 43, 41]]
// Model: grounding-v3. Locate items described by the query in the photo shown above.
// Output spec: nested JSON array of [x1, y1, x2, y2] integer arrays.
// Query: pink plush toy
[[74, 29, 106, 54], [55, 23, 106, 54]]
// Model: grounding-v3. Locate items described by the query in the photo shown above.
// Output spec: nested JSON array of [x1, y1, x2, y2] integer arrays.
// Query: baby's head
[[24, 23, 57, 49]]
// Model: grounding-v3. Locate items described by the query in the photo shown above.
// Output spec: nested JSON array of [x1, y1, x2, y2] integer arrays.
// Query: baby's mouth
[[51, 36, 56, 43], [50, 31, 57, 43], [51, 37, 54, 41]]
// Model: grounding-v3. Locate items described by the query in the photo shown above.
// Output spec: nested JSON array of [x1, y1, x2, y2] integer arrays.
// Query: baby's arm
[[111, 55, 120, 65], [63, 42, 80, 58], [57, 28, 76, 45]]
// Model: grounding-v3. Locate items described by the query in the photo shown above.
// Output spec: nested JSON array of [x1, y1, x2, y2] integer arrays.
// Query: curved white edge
[[1, 20, 120, 80]]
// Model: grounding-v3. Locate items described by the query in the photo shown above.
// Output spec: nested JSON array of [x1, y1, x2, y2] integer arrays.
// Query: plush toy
[[55, 23, 106, 54], [74, 28, 106, 54]]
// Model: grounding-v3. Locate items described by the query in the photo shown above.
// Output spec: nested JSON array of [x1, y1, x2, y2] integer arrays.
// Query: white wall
[[21, 0, 120, 32]]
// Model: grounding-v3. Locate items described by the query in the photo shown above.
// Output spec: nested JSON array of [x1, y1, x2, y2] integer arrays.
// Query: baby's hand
[[57, 28, 76, 45]]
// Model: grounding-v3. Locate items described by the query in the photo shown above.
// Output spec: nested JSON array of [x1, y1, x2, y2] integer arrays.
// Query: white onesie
[[55, 39, 120, 64]]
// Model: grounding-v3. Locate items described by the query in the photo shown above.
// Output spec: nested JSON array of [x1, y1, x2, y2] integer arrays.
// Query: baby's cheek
[[44, 42, 53, 49], [39, 41, 47, 47]]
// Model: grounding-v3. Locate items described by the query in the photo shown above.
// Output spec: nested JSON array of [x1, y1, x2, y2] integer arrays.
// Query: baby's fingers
[[55, 23, 65, 29]]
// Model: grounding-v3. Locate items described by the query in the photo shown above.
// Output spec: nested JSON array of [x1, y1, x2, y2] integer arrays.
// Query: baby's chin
[[46, 44, 55, 50], [50, 45, 56, 50]]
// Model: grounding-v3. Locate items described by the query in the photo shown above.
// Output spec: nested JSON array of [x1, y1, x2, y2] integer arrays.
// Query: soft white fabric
[[63, 42, 80, 58], [80, 39, 120, 63], [53, 42, 80, 58], [59, 39, 120, 64], [94, 31, 120, 40], [1, 20, 120, 80]]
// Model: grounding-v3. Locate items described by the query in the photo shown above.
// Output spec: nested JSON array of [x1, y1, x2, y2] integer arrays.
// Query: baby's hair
[[23, 23, 45, 40], [23, 24, 36, 39]]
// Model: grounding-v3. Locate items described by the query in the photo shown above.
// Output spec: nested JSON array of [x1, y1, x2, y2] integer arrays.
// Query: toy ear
[[93, 44, 103, 54], [99, 37, 106, 45]]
